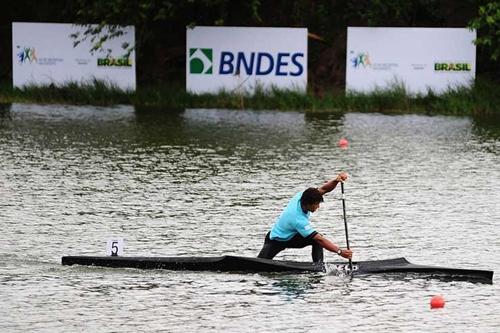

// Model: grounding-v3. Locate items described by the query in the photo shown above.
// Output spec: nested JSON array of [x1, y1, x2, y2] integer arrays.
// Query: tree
[[71, 0, 262, 54], [469, 1, 500, 60]]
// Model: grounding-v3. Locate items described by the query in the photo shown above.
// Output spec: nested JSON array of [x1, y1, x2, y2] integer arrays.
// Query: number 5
[[106, 238, 124, 256], [111, 241, 119, 256]]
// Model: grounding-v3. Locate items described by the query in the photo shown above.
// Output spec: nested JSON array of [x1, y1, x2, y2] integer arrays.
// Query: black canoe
[[61, 255, 493, 284]]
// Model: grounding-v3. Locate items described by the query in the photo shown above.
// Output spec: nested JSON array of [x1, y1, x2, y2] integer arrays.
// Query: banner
[[186, 26, 307, 94], [12, 22, 136, 90], [346, 27, 476, 95]]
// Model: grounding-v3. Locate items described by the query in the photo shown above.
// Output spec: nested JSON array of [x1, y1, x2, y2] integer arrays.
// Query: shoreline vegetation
[[0, 79, 499, 115]]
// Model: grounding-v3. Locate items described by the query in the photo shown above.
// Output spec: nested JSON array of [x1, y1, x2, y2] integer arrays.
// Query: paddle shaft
[[340, 182, 352, 270]]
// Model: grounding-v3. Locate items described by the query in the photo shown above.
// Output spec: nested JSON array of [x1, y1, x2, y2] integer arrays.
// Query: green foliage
[[469, 1, 500, 60], [1, 80, 131, 105], [345, 0, 444, 26], [71, 0, 262, 54], [2, 80, 499, 116]]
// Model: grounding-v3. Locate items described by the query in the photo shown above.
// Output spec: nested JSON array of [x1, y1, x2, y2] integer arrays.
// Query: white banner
[[12, 22, 136, 90], [346, 27, 476, 95], [186, 26, 307, 94]]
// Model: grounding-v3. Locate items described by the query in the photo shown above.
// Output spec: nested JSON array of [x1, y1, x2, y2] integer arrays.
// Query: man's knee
[[257, 247, 269, 258]]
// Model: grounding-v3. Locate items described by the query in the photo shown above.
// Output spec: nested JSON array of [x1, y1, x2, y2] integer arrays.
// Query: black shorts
[[257, 231, 323, 262]]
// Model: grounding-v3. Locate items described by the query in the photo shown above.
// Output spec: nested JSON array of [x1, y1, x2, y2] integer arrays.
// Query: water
[[1, 103, 499, 332]]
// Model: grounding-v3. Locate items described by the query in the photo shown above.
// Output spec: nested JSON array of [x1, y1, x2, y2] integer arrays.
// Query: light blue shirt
[[270, 191, 317, 241]]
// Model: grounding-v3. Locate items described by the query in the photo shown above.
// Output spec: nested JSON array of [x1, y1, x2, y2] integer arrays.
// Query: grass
[[0, 79, 131, 105], [1, 78, 499, 116]]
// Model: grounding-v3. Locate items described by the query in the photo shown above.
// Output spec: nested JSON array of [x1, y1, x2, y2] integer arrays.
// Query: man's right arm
[[317, 172, 348, 195], [313, 233, 353, 259]]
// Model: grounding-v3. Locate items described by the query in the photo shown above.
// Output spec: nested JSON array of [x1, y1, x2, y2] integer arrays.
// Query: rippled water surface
[[1, 104, 499, 332]]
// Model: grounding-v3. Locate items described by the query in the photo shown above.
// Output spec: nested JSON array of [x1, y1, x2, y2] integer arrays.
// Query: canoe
[[61, 255, 493, 284]]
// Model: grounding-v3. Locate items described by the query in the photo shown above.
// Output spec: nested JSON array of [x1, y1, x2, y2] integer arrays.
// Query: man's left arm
[[317, 172, 348, 195]]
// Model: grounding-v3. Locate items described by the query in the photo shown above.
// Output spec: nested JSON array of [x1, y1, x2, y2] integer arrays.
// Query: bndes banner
[[346, 27, 476, 94], [186, 26, 307, 94], [12, 22, 136, 90]]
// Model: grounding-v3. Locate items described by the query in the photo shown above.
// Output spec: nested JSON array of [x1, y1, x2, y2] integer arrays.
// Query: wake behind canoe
[[61, 255, 493, 283]]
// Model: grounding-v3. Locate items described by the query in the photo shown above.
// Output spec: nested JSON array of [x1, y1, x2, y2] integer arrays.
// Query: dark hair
[[301, 188, 324, 206]]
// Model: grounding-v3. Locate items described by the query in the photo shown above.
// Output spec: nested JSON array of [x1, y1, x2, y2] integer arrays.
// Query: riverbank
[[1, 79, 499, 115]]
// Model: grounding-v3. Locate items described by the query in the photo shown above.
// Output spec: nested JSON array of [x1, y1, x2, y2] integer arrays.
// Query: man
[[257, 172, 353, 263]]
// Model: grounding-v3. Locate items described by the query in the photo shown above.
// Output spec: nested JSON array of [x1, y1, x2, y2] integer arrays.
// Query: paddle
[[340, 182, 353, 272]]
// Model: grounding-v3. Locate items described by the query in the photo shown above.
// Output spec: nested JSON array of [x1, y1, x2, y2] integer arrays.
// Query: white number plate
[[106, 238, 124, 256]]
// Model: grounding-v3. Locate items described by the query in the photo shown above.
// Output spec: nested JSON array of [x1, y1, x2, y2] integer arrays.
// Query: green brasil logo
[[98, 57, 132, 67], [434, 63, 471, 71], [189, 48, 212, 74]]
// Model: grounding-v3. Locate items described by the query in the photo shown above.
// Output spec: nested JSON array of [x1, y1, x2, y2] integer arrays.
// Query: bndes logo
[[219, 51, 304, 76], [189, 49, 304, 76], [189, 48, 213, 74]]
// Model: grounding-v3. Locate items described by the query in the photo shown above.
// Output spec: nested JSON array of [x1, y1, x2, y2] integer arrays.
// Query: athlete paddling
[[257, 172, 353, 263]]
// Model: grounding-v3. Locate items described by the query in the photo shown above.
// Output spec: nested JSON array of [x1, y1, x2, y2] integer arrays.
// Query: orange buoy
[[430, 295, 445, 309]]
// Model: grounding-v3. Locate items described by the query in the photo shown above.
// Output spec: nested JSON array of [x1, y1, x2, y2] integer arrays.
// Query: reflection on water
[[0, 103, 12, 118], [269, 274, 324, 299], [472, 113, 500, 141], [0, 104, 499, 333]]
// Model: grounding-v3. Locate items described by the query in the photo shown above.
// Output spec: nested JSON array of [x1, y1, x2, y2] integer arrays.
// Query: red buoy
[[338, 138, 349, 149], [430, 295, 445, 309]]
